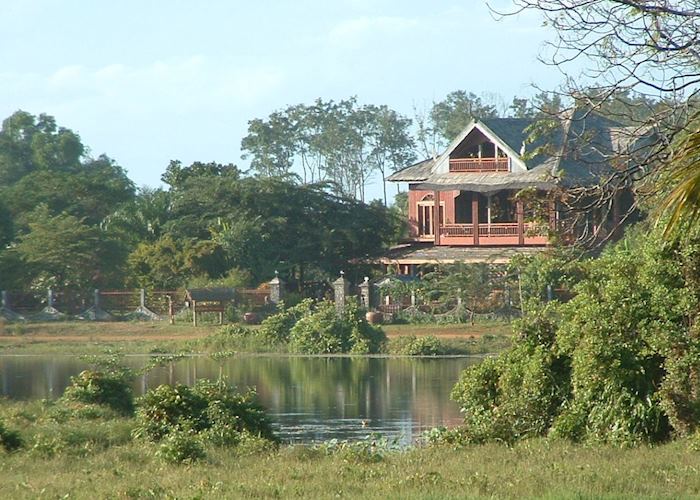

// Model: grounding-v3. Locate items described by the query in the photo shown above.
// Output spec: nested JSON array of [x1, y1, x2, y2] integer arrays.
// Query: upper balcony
[[449, 157, 509, 173]]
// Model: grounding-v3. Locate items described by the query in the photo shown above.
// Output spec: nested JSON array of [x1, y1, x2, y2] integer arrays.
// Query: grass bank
[[0, 320, 512, 356], [1, 430, 699, 498]]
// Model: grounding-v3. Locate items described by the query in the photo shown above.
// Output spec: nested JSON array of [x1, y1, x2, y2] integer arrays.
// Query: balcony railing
[[449, 157, 509, 172], [441, 224, 474, 237], [440, 223, 547, 239]]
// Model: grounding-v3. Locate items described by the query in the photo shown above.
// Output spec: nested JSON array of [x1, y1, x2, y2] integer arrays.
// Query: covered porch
[[413, 189, 555, 246]]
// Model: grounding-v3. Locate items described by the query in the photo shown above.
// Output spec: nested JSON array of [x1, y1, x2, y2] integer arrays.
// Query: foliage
[[390, 335, 444, 356], [451, 307, 569, 443], [429, 91, 499, 145], [288, 300, 386, 354], [420, 262, 508, 320], [14, 205, 109, 290], [156, 430, 206, 464], [452, 223, 700, 445], [241, 97, 416, 204], [258, 299, 315, 344], [0, 419, 23, 452], [659, 128, 700, 235], [314, 434, 400, 464], [61, 369, 135, 416], [509, 247, 585, 305], [133, 379, 275, 446], [127, 234, 220, 289]]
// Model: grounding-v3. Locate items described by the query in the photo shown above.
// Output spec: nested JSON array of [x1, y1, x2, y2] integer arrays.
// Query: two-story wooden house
[[382, 111, 638, 274]]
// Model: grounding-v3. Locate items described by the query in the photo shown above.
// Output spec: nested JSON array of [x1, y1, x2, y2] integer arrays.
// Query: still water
[[0, 355, 480, 444]]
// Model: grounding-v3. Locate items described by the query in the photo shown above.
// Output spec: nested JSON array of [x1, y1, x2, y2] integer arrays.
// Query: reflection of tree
[[0, 356, 477, 441]]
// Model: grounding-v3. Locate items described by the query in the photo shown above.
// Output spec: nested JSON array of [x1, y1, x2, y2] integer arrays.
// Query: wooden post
[[472, 194, 479, 245], [218, 311, 223, 325], [168, 295, 174, 325], [433, 190, 441, 245], [517, 200, 525, 245], [192, 300, 197, 327], [549, 199, 557, 232]]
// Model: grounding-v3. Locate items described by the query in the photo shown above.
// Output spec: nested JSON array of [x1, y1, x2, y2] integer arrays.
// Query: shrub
[[61, 370, 134, 416], [392, 335, 444, 356], [0, 419, 23, 452], [451, 340, 569, 443], [156, 430, 206, 464], [258, 299, 314, 344], [134, 379, 275, 446], [289, 300, 385, 354], [451, 225, 700, 446]]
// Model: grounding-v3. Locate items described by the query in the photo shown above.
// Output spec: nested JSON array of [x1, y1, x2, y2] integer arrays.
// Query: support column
[[487, 195, 492, 232], [433, 190, 441, 245], [472, 194, 479, 246], [517, 200, 525, 245]]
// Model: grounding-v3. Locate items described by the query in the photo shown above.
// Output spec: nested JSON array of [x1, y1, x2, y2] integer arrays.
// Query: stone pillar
[[37, 288, 65, 321], [269, 271, 284, 305], [80, 289, 113, 321], [358, 277, 372, 309], [130, 288, 160, 320], [0, 291, 24, 321], [333, 271, 350, 313]]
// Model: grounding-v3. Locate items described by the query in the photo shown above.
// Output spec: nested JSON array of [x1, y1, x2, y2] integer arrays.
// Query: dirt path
[[0, 321, 511, 345]]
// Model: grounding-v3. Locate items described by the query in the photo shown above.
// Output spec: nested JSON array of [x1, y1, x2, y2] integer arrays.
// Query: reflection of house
[[383, 112, 639, 274]]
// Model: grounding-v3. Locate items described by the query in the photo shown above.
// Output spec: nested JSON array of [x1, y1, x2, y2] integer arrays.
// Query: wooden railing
[[478, 223, 519, 236], [449, 157, 509, 172], [440, 222, 547, 239], [441, 224, 474, 237]]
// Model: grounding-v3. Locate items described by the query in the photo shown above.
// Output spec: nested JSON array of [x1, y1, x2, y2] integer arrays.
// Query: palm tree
[[660, 129, 700, 237]]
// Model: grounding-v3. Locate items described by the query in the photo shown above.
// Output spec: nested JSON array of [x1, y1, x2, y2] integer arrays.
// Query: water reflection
[[0, 355, 480, 444]]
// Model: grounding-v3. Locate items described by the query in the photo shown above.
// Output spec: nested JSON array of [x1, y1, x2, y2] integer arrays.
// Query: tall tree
[[241, 98, 414, 202], [429, 91, 500, 145]]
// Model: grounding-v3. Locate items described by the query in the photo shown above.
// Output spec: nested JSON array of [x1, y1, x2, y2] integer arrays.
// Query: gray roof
[[414, 163, 557, 193], [387, 158, 435, 182], [379, 244, 546, 264], [390, 110, 640, 191], [480, 117, 535, 153]]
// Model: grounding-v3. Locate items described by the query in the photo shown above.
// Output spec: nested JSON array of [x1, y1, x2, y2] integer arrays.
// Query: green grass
[[1, 426, 700, 498], [2, 382, 700, 498]]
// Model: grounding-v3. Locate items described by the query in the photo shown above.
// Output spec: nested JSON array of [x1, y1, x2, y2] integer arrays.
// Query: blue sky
[[0, 1, 573, 201]]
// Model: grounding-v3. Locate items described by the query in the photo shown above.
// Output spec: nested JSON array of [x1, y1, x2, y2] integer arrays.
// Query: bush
[[62, 370, 135, 416], [0, 419, 23, 452], [391, 335, 444, 356], [451, 225, 700, 446], [156, 430, 206, 464], [289, 300, 385, 354], [134, 379, 275, 446], [258, 299, 314, 344]]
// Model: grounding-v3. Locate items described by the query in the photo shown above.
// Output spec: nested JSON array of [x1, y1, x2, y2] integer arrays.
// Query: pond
[[0, 355, 481, 445]]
